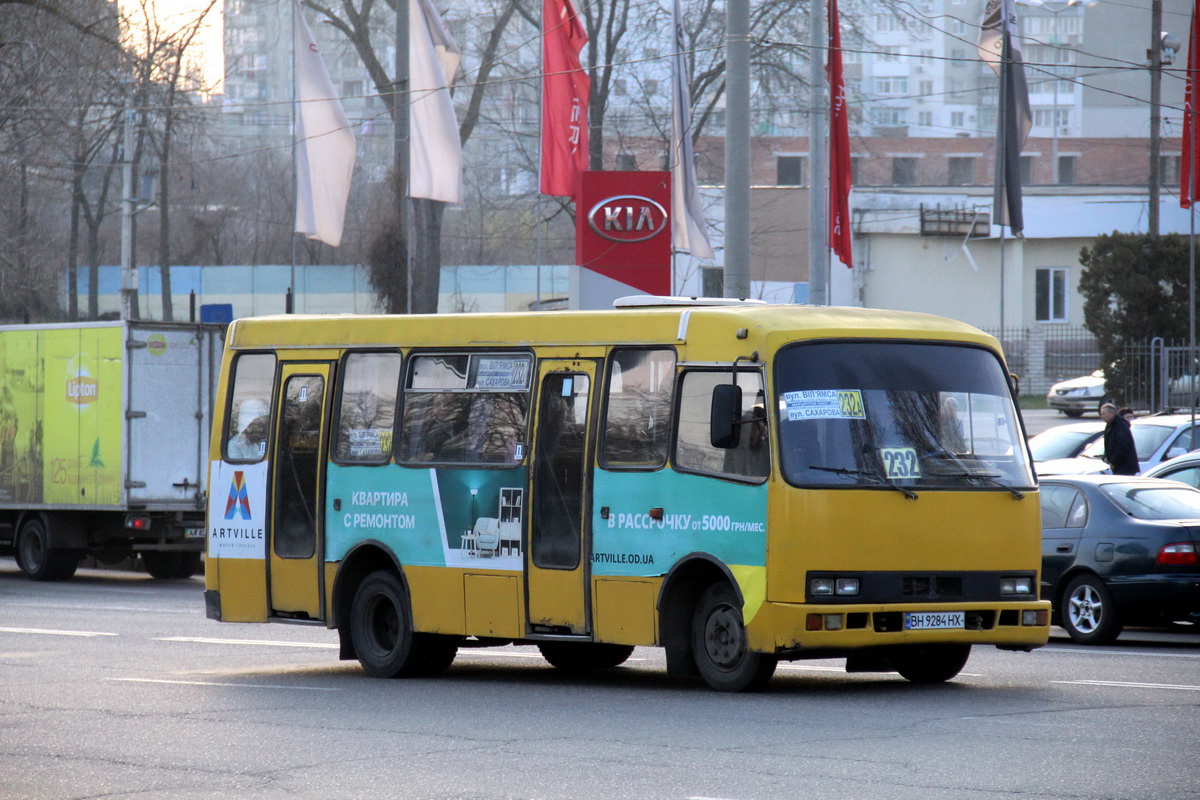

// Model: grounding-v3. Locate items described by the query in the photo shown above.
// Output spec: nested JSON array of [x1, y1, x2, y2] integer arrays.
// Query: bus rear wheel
[[691, 583, 777, 692], [349, 570, 457, 678], [15, 517, 80, 581], [889, 644, 971, 683], [537, 642, 635, 672]]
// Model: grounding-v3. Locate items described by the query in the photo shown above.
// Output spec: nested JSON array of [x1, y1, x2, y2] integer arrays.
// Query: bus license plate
[[904, 611, 964, 630]]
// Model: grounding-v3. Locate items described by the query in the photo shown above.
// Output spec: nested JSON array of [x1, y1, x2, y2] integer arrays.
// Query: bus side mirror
[[710, 384, 743, 448]]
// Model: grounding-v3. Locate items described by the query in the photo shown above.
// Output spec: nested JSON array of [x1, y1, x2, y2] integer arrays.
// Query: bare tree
[[304, 0, 522, 313]]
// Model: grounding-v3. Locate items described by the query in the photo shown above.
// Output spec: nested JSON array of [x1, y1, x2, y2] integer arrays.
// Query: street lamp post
[[1042, 0, 1096, 186]]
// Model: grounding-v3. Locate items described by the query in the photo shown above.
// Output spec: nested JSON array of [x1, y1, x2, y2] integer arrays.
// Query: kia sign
[[587, 195, 669, 243], [577, 171, 671, 296]]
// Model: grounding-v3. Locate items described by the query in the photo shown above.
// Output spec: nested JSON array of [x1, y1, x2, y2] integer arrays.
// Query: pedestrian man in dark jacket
[[1100, 402, 1139, 475]]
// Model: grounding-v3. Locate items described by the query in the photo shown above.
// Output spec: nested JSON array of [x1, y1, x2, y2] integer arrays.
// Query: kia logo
[[587, 195, 668, 243]]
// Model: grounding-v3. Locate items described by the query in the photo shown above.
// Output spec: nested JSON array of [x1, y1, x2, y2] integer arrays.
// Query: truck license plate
[[184, 528, 206, 539], [904, 611, 964, 630]]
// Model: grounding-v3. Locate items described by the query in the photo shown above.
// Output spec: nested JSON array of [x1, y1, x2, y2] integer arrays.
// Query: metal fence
[[1119, 339, 1200, 412], [983, 326, 1101, 396]]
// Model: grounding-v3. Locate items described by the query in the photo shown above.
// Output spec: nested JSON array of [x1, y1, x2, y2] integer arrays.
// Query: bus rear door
[[268, 363, 333, 620], [526, 360, 598, 635]]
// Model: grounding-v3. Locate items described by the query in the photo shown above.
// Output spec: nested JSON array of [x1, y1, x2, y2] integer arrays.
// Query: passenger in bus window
[[940, 396, 966, 454], [228, 399, 270, 460]]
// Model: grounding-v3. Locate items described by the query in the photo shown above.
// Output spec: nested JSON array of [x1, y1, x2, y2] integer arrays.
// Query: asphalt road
[[1022, 407, 1086, 437], [2, 559, 1198, 800]]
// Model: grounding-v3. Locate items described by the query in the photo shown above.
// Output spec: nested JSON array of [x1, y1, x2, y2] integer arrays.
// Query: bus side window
[[600, 348, 676, 468], [224, 353, 277, 462], [399, 353, 532, 465], [674, 370, 768, 482], [334, 352, 401, 464]]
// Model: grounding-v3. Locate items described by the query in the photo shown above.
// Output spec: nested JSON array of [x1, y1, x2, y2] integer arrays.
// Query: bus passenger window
[[399, 353, 532, 465], [601, 348, 675, 468], [675, 370, 769, 482], [224, 353, 276, 462], [335, 352, 401, 464]]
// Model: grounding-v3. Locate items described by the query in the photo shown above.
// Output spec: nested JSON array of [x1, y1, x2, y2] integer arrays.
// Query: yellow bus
[[203, 298, 1050, 691]]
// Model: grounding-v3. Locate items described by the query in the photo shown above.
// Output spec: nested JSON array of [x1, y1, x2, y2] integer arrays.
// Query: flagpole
[[994, 1, 1009, 332], [808, 0, 828, 305], [290, 1, 297, 313]]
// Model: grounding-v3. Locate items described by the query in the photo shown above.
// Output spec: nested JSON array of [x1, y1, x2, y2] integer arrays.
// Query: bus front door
[[526, 361, 597, 635], [268, 363, 333, 620]]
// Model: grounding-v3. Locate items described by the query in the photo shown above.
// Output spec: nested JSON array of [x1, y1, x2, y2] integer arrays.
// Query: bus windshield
[[775, 341, 1034, 492]]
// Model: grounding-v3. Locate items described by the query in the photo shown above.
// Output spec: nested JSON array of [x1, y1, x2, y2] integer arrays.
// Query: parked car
[[1036, 413, 1200, 476], [1047, 370, 1109, 417], [1039, 475, 1200, 643], [1143, 449, 1200, 488], [1028, 421, 1105, 463]]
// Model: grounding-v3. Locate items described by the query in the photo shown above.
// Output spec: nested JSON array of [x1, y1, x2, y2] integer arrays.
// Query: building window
[[948, 157, 975, 185], [875, 77, 908, 94], [850, 156, 864, 184], [777, 155, 806, 186], [892, 157, 918, 185], [1036, 268, 1069, 323], [917, 111, 933, 127], [1020, 156, 1034, 185], [644, 78, 659, 96], [616, 152, 638, 171], [950, 111, 965, 127], [1161, 154, 1181, 185], [1058, 155, 1077, 185], [872, 107, 906, 126]]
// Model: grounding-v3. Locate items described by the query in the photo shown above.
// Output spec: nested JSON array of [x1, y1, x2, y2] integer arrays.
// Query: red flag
[[1183, 0, 1200, 208], [827, 0, 853, 267], [541, 0, 590, 197]]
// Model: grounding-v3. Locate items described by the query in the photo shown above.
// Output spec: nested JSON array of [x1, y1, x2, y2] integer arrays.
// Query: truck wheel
[[349, 570, 456, 678], [173, 551, 202, 579], [16, 517, 80, 581], [691, 582, 777, 692]]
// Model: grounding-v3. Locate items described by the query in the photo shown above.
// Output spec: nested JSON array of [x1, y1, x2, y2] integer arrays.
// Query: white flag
[[294, 10, 356, 247], [669, 0, 713, 260], [410, 0, 463, 204]]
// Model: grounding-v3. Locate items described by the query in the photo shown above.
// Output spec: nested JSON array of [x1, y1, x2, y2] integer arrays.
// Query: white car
[[1046, 370, 1108, 417], [1036, 413, 1200, 476]]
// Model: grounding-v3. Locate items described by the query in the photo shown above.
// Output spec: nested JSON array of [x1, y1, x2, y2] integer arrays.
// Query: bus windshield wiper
[[927, 470, 1025, 499], [808, 465, 918, 500]]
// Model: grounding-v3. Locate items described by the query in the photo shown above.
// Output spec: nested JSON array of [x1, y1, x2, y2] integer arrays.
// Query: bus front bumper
[[753, 600, 1052, 656]]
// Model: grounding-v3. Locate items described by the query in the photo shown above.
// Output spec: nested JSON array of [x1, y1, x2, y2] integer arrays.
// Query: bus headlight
[[835, 578, 860, 596], [1000, 576, 1034, 595], [810, 576, 861, 597]]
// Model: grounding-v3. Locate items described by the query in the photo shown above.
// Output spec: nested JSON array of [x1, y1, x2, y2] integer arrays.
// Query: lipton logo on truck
[[66, 372, 98, 405], [587, 195, 668, 243]]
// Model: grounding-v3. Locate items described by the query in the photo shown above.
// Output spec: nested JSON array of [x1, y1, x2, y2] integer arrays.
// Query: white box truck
[[0, 321, 224, 580]]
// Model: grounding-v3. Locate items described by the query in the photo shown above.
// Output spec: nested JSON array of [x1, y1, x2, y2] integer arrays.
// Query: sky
[[121, 0, 225, 89]]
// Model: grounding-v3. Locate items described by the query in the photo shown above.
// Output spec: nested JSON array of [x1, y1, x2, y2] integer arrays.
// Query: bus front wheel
[[349, 570, 457, 678], [690, 583, 777, 692], [889, 644, 971, 683]]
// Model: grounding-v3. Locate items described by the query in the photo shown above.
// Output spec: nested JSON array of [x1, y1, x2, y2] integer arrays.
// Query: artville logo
[[224, 471, 252, 520], [586, 194, 668, 243]]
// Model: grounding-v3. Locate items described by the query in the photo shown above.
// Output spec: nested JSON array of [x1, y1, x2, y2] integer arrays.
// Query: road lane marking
[[0, 627, 118, 637], [155, 636, 338, 649], [7, 601, 196, 614], [1042, 646, 1200, 659], [110, 677, 340, 691], [1053, 679, 1200, 691]]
